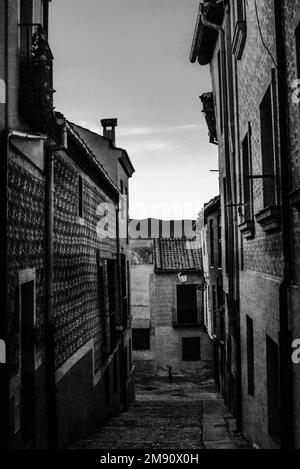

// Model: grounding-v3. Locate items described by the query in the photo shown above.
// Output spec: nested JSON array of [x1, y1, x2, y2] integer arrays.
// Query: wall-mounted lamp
[[178, 271, 188, 283]]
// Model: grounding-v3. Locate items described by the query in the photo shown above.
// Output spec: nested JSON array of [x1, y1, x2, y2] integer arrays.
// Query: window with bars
[[260, 79, 277, 208], [132, 329, 150, 351], [242, 124, 253, 221], [182, 338, 201, 361]]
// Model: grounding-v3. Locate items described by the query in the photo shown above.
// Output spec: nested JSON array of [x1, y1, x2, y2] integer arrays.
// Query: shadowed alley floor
[[72, 376, 250, 450]]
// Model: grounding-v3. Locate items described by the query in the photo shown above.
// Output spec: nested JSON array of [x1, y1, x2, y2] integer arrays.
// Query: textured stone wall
[[7, 156, 46, 378], [53, 153, 117, 372]]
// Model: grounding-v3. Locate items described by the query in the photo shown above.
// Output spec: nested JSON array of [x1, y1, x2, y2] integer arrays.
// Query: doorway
[[20, 280, 36, 448]]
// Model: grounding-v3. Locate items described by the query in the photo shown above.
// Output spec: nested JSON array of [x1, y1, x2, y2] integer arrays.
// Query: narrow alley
[[72, 376, 250, 450]]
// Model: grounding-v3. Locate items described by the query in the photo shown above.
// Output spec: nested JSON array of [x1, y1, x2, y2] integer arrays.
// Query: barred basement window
[[182, 338, 201, 361], [246, 316, 254, 396], [132, 329, 150, 351]]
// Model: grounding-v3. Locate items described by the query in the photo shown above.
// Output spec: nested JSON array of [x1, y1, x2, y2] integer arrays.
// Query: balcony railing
[[172, 308, 203, 328], [19, 24, 56, 133]]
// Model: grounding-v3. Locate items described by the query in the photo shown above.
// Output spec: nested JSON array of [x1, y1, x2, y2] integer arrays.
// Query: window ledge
[[255, 206, 281, 233], [172, 321, 204, 329], [232, 20, 247, 60], [239, 220, 255, 239]]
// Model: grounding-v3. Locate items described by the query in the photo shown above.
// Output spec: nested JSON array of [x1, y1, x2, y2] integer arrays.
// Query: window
[[176, 284, 198, 324], [246, 316, 254, 396], [182, 338, 201, 361], [223, 178, 229, 275], [121, 254, 128, 327], [97, 262, 107, 357], [132, 329, 150, 351], [209, 219, 214, 267], [107, 259, 116, 315], [120, 179, 124, 194], [217, 215, 222, 268], [212, 286, 217, 335], [233, 0, 246, 22], [266, 336, 281, 440], [260, 81, 277, 208], [242, 124, 253, 221], [78, 175, 83, 218], [217, 51, 223, 134], [107, 259, 117, 351], [20, 280, 35, 443]]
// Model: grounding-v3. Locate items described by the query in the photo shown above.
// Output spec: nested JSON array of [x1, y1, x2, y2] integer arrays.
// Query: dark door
[[176, 284, 197, 324], [20, 281, 36, 448]]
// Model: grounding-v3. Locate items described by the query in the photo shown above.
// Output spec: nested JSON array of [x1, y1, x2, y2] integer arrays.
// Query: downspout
[[274, 0, 294, 449], [200, 2, 242, 431], [45, 142, 58, 448]]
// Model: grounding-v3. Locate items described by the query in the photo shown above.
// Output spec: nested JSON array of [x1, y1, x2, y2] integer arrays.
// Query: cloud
[[118, 123, 202, 138]]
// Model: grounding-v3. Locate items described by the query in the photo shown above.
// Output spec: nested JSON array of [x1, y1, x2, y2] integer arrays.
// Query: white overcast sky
[[50, 0, 219, 219]]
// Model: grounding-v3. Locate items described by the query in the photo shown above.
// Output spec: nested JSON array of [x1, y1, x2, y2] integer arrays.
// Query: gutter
[[274, 0, 294, 449]]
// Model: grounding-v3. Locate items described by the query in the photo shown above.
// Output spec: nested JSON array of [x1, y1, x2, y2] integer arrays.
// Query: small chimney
[[101, 118, 118, 145]]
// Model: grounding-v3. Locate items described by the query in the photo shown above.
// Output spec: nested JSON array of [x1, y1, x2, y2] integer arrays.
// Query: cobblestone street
[[72, 376, 250, 450]]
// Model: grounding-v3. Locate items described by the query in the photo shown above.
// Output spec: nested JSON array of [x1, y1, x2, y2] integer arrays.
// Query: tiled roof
[[153, 238, 203, 273]]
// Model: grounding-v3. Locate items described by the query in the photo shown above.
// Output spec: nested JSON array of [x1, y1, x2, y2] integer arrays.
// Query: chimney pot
[[101, 118, 118, 145]]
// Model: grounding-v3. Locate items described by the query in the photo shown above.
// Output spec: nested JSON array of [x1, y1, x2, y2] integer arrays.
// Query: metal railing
[[172, 308, 203, 328], [19, 24, 55, 131]]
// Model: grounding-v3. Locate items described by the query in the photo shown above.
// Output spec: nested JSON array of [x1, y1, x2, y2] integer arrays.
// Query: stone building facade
[[0, 0, 134, 449], [190, 0, 300, 449], [150, 238, 214, 377], [202, 196, 225, 393]]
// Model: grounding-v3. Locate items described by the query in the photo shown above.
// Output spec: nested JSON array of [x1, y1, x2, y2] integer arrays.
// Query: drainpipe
[[274, 0, 294, 449], [200, 2, 243, 431], [45, 142, 57, 448]]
